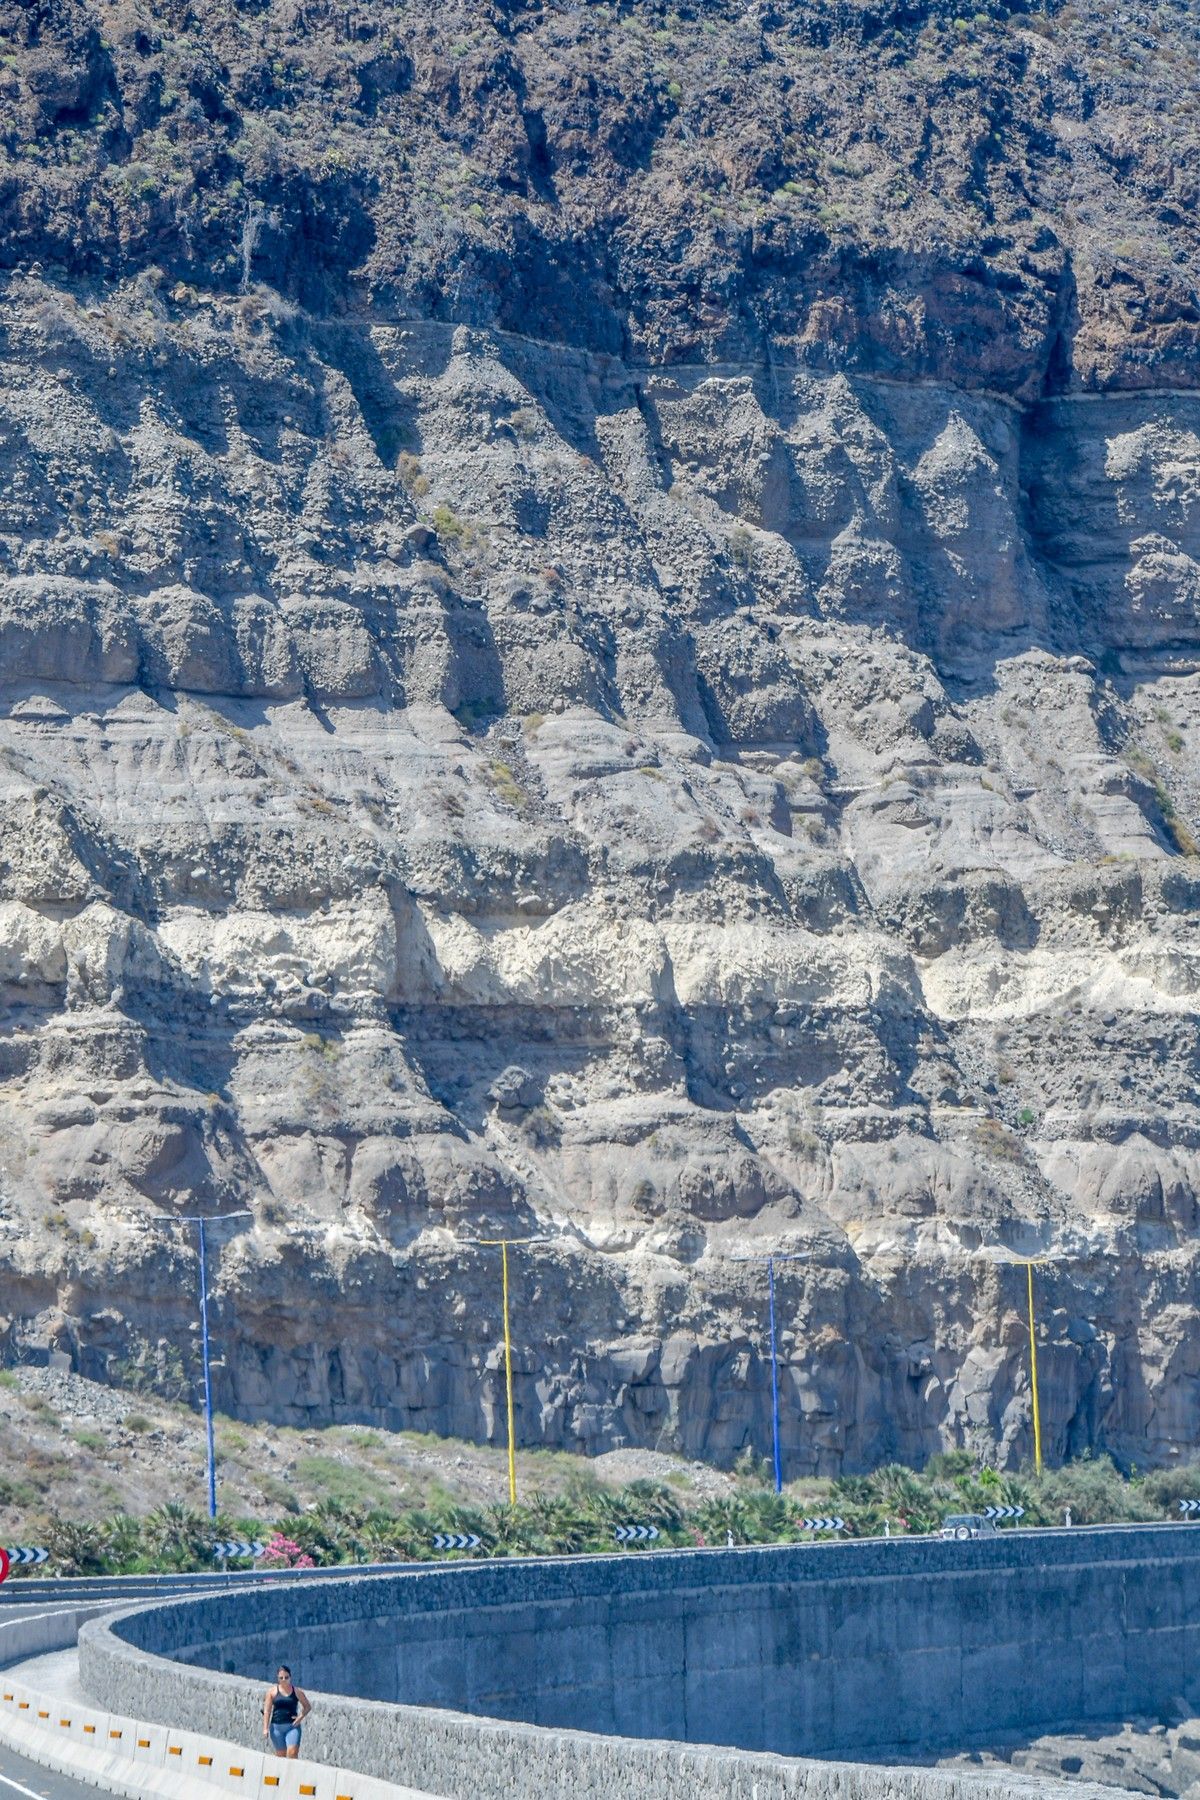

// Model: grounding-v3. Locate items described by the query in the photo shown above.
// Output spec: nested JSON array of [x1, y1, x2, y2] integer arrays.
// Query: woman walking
[[262, 1665, 311, 1759]]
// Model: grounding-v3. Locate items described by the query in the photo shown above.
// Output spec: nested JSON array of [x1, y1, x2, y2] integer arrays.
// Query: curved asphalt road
[[0, 1741, 96, 1798], [0, 1601, 117, 1799]]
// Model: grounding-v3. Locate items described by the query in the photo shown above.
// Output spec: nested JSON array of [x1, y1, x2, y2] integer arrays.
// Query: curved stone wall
[[79, 1527, 1200, 1799]]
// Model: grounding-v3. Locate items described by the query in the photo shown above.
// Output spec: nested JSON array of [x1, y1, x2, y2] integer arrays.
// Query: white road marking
[[0, 1772, 52, 1799]]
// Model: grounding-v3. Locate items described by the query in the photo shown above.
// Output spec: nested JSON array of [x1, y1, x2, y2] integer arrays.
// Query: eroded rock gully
[[0, 0, 1199, 1476]]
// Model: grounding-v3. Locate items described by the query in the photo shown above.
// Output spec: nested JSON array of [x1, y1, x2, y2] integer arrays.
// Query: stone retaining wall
[[77, 1528, 1200, 1798]]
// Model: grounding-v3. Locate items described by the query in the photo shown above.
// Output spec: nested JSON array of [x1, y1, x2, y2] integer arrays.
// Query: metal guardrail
[[0, 1519, 1193, 1607], [0, 1560, 408, 1606]]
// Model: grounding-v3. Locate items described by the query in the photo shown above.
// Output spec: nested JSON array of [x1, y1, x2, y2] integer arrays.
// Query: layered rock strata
[[0, 0, 1198, 1472]]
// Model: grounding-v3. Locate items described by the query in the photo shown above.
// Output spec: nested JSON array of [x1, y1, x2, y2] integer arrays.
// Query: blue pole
[[197, 1219, 217, 1520], [768, 1255, 782, 1494]]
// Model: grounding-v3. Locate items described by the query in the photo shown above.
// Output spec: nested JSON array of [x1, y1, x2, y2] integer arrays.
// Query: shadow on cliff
[[934, 256, 1198, 704], [307, 316, 440, 469]]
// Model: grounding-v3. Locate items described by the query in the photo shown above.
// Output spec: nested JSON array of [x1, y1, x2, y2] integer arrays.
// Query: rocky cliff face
[[1, 0, 1199, 1475]]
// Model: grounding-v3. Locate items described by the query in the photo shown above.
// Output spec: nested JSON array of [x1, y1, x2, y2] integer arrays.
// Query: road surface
[[0, 1604, 106, 1799], [0, 1740, 98, 1799]]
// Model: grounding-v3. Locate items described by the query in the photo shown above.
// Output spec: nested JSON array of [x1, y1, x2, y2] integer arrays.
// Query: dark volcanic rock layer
[[0, 0, 1199, 1473]]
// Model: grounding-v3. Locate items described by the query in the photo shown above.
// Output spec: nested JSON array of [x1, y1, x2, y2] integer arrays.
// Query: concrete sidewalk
[[2, 1654, 86, 1711]]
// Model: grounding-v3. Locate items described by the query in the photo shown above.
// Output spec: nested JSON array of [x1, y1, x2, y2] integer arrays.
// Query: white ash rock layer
[[1, 280, 1200, 1474]]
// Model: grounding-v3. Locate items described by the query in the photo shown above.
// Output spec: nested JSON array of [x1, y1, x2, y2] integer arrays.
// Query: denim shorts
[[270, 1722, 301, 1752]]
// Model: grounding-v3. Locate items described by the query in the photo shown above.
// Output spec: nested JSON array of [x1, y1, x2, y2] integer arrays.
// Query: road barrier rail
[[0, 1603, 438, 1800], [0, 1560, 408, 1606], [1, 1518, 1196, 1607]]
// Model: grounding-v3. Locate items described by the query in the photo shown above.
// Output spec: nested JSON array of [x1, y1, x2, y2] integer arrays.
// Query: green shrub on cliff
[[18, 1452, 1200, 1577]]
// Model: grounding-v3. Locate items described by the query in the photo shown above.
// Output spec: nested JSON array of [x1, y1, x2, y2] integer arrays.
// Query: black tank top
[[271, 1686, 300, 1725]]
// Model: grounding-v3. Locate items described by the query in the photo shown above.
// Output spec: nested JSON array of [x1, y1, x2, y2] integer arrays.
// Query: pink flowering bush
[[260, 1532, 316, 1570]]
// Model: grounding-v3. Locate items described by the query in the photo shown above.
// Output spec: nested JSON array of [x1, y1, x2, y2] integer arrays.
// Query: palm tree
[[45, 1517, 108, 1576], [143, 1500, 210, 1569], [359, 1511, 408, 1563], [103, 1512, 144, 1571], [526, 1490, 590, 1554]]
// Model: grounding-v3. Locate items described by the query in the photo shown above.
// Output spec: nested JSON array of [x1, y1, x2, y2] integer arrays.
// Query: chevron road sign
[[212, 1541, 265, 1560], [432, 1533, 482, 1552], [0, 1546, 48, 1580], [799, 1517, 845, 1533], [983, 1506, 1026, 1522], [1180, 1500, 1200, 1516], [614, 1525, 660, 1544], [0, 1540, 47, 1584]]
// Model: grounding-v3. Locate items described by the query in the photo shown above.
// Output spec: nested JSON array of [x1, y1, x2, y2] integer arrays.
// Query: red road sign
[[0, 1547, 10, 1584]]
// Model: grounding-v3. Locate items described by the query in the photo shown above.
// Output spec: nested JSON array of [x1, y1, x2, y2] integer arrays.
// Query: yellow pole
[[471, 1233, 547, 1503], [1027, 1261, 1043, 1476], [502, 1240, 517, 1505]]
